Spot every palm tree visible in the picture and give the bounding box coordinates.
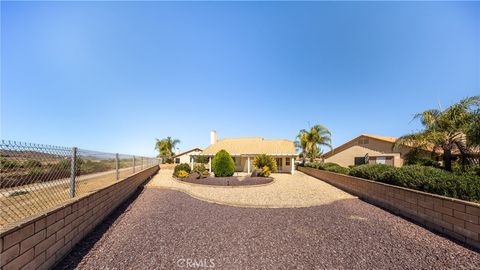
[296,125,332,163]
[394,96,479,171]
[155,137,180,163]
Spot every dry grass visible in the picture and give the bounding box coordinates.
[0,166,151,230]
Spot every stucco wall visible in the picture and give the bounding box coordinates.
[175,150,202,164]
[298,166,480,250]
[324,139,411,167]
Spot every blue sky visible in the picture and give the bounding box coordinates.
[1,1,479,156]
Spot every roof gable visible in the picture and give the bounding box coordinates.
[322,134,398,159]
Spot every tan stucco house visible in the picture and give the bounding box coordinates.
[322,134,425,167]
[173,148,203,164]
[193,131,297,174]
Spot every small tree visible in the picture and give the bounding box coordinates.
[253,154,277,173]
[211,150,235,177]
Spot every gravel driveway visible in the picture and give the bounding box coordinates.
[56,187,480,269]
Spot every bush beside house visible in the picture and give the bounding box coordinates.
[173,163,191,177]
[252,154,277,177]
[211,149,235,177]
[303,162,480,202]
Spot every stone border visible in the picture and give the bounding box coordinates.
[298,166,480,250]
[171,176,275,188]
[0,166,159,270]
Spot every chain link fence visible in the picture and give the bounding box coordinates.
[0,140,159,230]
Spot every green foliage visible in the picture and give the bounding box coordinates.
[304,162,350,174]
[173,163,191,177]
[306,162,480,202]
[193,163,207,174]
[24,159,42,168]
[394,96,480,171]
[404,149,439,167]
[349,164,397,181]
[296,125,332,162]
[0,157,23,170]
[195,156,209,164]
[348,164,480,202]
[155,137,181,162]
[253,154,277,173]
[211,150,235,177]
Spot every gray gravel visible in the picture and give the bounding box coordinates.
[56,188,480,270]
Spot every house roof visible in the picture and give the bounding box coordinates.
[321,134,400,159]
[199,137,297,156]
[173,148,202,158]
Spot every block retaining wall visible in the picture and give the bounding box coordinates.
[0,165,159,270]
[298,166,480,249]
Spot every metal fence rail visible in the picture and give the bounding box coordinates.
[0,140,159,229]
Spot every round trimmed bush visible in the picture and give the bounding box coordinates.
[212,150,235,177]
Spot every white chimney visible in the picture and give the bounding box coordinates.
[210,130,218,145]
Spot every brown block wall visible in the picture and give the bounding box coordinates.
[298,166,480,249]
[0,165,159,270]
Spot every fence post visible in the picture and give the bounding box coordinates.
[116,153,119,181]
[133,156,135,173]
[70,147,77,198]
[141,157,144,170]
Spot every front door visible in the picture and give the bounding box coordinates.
[276,158,282,171]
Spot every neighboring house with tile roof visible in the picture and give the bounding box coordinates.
[321,134,432,167]
[173,148,203,164]
[193,131,297,174]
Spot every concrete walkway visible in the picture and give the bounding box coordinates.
[146,169,354,208]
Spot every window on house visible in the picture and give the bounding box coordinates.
[376,157,386,164]
[175,158,180,164]
[354,157,366,165]
[286,158,291,166]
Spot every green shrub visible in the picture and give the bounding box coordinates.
[324,163,350,175]
[253,154,277,173]
[211,150,235,177]
[193,163,207,174]
[349,164,397,181]
[173,163,191,177]
[350,164,480,203]
[195,156,209,164]
[304,162,350,174]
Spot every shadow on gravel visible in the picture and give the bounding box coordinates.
[53,186,146,270]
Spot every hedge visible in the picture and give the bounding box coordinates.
[304,162,480,203]
[211,150,235,177]
[305,162,350,175]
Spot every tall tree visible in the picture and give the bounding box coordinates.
[155,137,180,163]
[296,125,332,163]
[394,96,479,171]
